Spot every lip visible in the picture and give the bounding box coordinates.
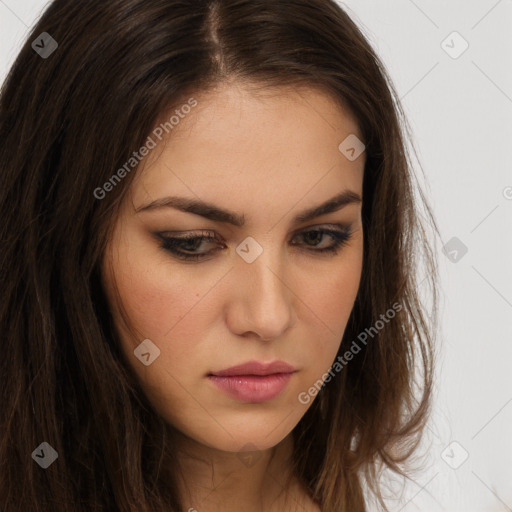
[210,360,296,377]
[208,360,296,403]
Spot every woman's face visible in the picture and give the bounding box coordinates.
[101,83,365,453]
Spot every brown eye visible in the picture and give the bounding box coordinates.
[157,231,224,261]
[291,227,353,254]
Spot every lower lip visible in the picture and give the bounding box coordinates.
[208,373,294,402]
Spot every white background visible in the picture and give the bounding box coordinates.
[1,1,511,511]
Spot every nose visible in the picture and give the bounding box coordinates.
[226,244,296,341]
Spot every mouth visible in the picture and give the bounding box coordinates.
[207,360,297,403]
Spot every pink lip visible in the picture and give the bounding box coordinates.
[210,360,296,377]
[208,361,296,403]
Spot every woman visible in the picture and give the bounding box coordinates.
[0,0,439,510]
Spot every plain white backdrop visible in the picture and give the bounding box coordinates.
[1,1,511,511]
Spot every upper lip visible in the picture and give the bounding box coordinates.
[209,360,296,377]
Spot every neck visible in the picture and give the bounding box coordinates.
[174,432,300,512]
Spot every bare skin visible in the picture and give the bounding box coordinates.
[101,81,364,511]
[175,432,320,511]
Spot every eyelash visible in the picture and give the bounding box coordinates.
[156,225,354,262]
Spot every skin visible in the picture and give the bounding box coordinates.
[101,82,365,512]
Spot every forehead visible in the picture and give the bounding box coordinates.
[130,83,364,219]
[159,82,362,146]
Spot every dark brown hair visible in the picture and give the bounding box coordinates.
[0,0,439,510]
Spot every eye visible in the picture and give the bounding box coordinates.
[155,224,354,262]
[156,230,224,261]
[290,226,353,254]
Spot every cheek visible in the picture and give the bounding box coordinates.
[298,253,363,370]
[312,271,359,324]
[101,230,197,368]
[106,250,218,422]
[111,257,216,364]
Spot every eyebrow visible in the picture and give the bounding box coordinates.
[135,189,362,226]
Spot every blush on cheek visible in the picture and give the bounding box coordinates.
[113,264,216,360]
[117,280,187,340]
[307,277,359,334]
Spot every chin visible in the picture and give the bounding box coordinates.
[195,432,285,455]
[182,409,305,454]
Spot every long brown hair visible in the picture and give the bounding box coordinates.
[0,0,439,510]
